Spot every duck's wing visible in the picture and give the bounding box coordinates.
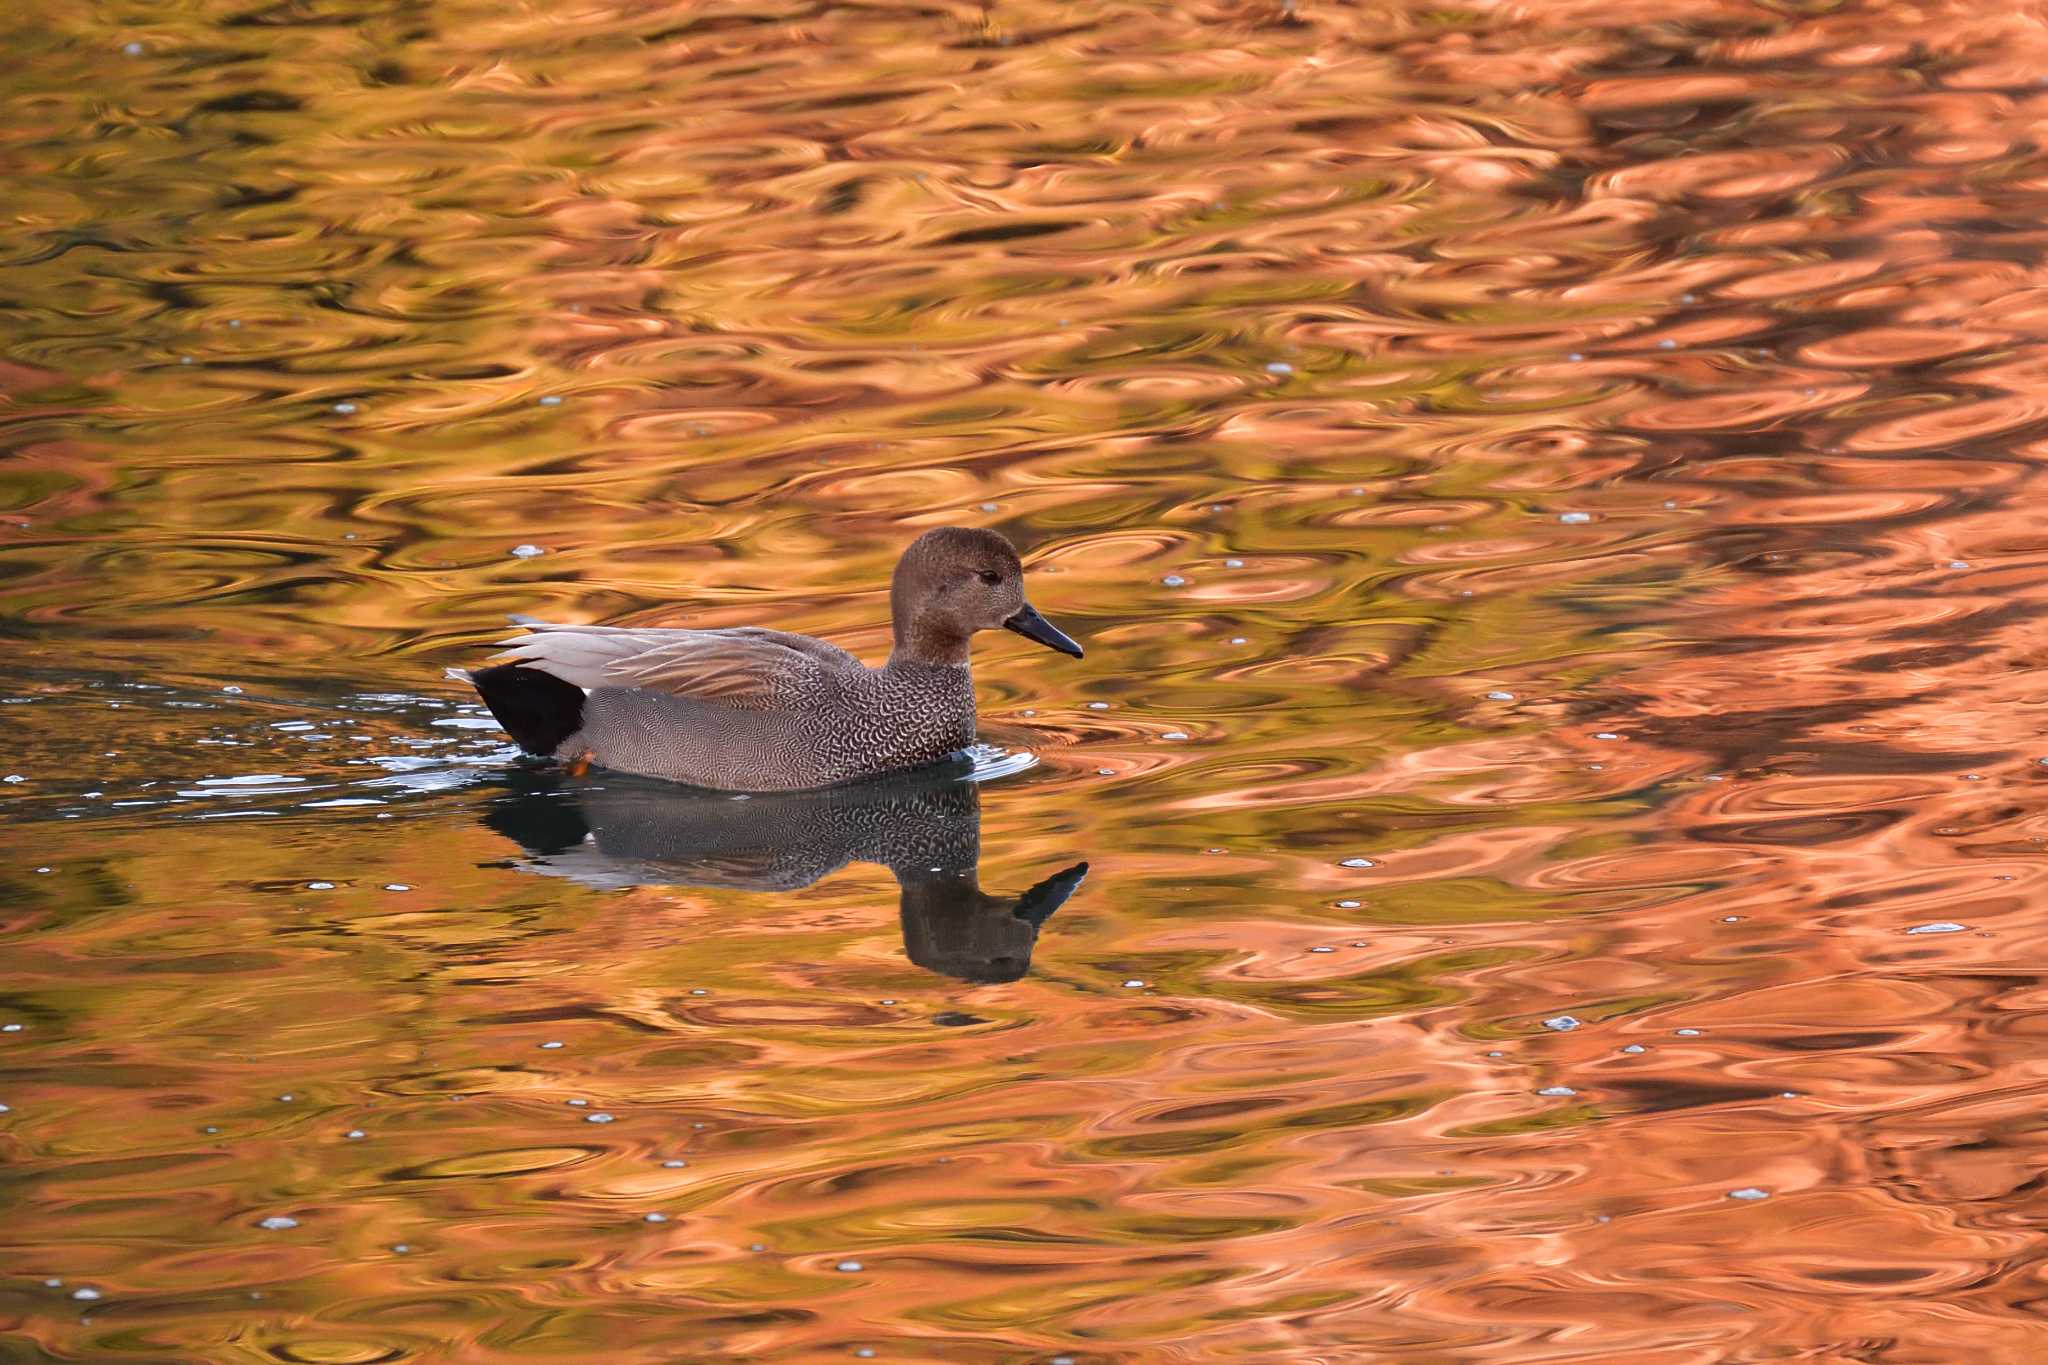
[492,623,851,708]
[718,627,861,669]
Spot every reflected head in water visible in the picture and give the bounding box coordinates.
[483,757,1087,983]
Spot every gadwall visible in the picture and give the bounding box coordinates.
[464,527,1082,791]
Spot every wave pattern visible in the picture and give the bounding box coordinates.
[9,0,2048,1359]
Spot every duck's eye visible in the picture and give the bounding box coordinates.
[977,569,1002,586]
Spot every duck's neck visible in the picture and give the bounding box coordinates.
[888,611,972,667]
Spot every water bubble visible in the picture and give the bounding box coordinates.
[223,685,243,695]
[1658,339,1676,349]
[258,1216,299,1230]
[43,1279,60,1288]
[1121,979,1146,989]
[663,1159,687,1168]
[2,775,23,784]
[1161,731,1189,741]
[1726,1187,1770,1201]
[332,401,357,414]
[384,883,410,892]
[1558,511,1592,525]
[644,1212,668,1223]
[306,882,333,891]
[1621,1044,1646,1054]
[278,1093,294,1102]
[1229,636,1247,645]
[836,1260,864,1272]
[1566,352,1584,362]
[567,1099,588,1107]
[1224,558,1244,568]
[1095,768,1115,776]
[540,1041,563,1049]
[1949,560,1969,569]
[509,544,545,558]
[978,501,998,513]
[72,1287,101,1301]
[345,1129,365,1140]
[1161,574,1187,587]
[122,41,144,55]
[1335,900,1360,909]
[1538,1086,1576,1097]
[690,988,708,996]
[1310,946,1334,954]
[2,1024,20,1032]
[1086,701,1110,710]
[1593,732,1621,741]
[1675,1028,1701,1036]
[586,1113,615,1123]
[1264,361,1294,375]
[1339,857,1375,868]
[856,1351,876,1359]
[201,1124,216,1133]
[392,1243,411,1253]
[1485,690,1515,701]
[1907,922,1967,935]
[538,395,563,406]
[1542,1015,1582,1032]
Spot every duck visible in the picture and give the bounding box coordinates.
[463,526,1083,792]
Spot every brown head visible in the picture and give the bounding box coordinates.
[888,527,1083,666]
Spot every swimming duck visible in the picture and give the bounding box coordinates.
[464,527,1083,791]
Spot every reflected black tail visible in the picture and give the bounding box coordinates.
[472,664,585,756]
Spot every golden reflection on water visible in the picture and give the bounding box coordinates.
[10,0,2048,1358]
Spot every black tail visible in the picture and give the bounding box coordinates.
[472,664,585,756]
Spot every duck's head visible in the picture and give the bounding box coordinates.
[890,527,1083,665]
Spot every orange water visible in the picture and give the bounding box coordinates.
[9,0,2048,1359]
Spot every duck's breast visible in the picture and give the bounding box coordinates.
[821,663,977,775]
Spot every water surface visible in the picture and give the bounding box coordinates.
[8,0,2048,1359]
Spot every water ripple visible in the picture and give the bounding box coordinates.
[10,0,2048,1359]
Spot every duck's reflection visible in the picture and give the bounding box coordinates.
[481,759,1087,983]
